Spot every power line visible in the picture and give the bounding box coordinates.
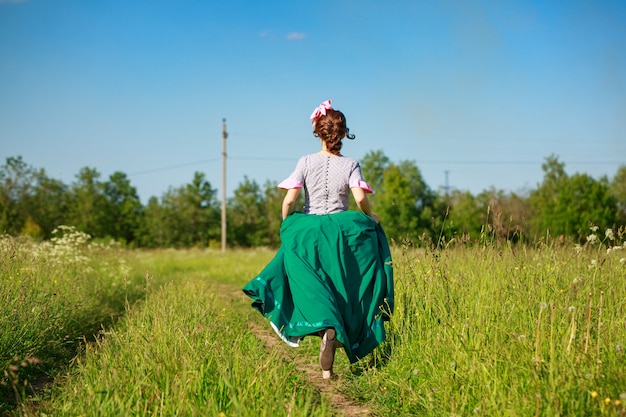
[233,158,621,165]
[126,157,292,176]
[231,157,294,161]
[126,158,622,177]
[127,159,220,176]
[413,160,622,165]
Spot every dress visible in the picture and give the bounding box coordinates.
[242,153,394,363]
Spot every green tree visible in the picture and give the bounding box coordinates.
[30,169,69,238]
[140,172,219,247]
[560,173,616,239]
[445,189,483,241]
[228,176,267,247]
[529,155,567,239]
[609,164,626,226]
[360,149,389,193]
[376,163,420,241]
[360,151,436,243]
[65,167,111,238]
[0,156,36,235]
[103,172,143,245]
[185,171,220,246]
[158,189,189,247]
[139,196,169,247]
[529,155,617,242]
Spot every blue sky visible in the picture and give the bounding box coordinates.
[1,0,624,203]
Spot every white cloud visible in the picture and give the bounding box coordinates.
[286,32,306,41]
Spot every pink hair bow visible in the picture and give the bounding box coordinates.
[310,99,333,122]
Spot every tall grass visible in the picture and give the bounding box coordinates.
[46,280,331,416]
[345,227,626,416]
[2,240,334,416]
[0,227,148,412]
[2,225,625,416]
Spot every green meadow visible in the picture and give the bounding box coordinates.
[1,226,625,416]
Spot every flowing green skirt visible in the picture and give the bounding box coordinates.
[242,211,394,363]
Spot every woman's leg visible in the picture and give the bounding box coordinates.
[319,328,337,379]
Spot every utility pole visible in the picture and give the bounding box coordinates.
[221,118,227,253]
[444,170,450,197]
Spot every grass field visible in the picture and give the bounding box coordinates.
[1,225,625,416]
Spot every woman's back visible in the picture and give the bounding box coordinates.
[285,153,363,215]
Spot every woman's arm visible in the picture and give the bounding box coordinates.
[351,187,379,223]
[282,188,301,220]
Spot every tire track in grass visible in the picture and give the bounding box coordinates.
[230,289,371,417]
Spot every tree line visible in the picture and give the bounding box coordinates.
[1,153,624,248]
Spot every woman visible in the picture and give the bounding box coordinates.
[243,99,393,379]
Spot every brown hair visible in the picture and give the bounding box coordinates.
[312,109,355,155]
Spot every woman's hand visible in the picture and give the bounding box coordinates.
[371,213,380,224]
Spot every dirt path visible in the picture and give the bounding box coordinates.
[247,321,372,417]
[231,290,372,417]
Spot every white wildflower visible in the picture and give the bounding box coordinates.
[606,228,615,241]
[587,234,598,244]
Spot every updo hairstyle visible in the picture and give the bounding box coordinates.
[313,109,356,156]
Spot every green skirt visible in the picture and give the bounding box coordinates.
[242,210,394,363]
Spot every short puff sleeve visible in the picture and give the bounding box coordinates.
[277,156,306,190]
[348,162,373,193]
